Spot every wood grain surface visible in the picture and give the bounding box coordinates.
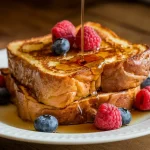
[1,135,150,150]
[0,0,150,149]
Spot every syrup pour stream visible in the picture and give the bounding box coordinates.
[81,0,85,57]
[81,0,99,97]
[76,0,85,116]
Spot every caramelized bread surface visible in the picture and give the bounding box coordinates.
[4,71,140,125]
[7,22,150,108]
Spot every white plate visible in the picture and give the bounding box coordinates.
[0,48,150,145]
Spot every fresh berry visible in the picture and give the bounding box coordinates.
[52,38,70,55]
[75,26,101,51]
[134,88,150,110]
[0,75,5,87]
[119,108,132,125]
[94,103,122,130]
[51,20,76,46]
[34,115,58,132]
[144,86,150,92]
[0,88,10,105]
[141,77,150,89]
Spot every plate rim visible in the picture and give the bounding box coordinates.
[0,120,150,145]
[0,48,150,145]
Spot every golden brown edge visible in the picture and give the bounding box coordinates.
[2,69,140,125]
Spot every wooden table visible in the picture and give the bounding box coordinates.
[0,135,150,150]
[0,0,150,149]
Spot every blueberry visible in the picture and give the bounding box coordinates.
[52,38,70,55]
[0,88,10,105]
[141,77,150,89]
[119,108,132,125]
[34,115,58,132]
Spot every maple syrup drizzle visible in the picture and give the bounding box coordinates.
[77,101,83,115]
[91,91,98,96]
[81,0,85,59]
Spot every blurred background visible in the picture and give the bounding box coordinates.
[0,0,149,49]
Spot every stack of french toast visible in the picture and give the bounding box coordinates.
[3,22,150,125]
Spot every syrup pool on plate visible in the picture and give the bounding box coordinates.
[0,104,150,133]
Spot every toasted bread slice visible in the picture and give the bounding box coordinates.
[7,22,150,109]
[3,70,140,125]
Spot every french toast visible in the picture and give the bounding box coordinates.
[7,22,150,109]
[3,70,140,124]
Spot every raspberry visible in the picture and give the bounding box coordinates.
[51,20,76,46]
[0,75,5,87]
[94,103,122,130]
[135,88,150,110]
[144,86,150,92]
[75,26,101,51]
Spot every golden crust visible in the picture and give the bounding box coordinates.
[101,49,150,91]
[8,50,98,108]
[4,72,140,125]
